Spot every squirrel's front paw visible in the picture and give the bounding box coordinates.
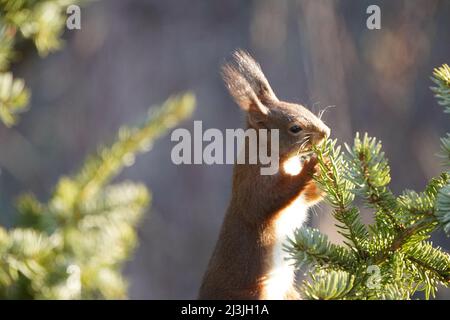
[299,155,319,178]
[300,155,326,203]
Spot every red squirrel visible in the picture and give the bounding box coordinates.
[198,50,330,300]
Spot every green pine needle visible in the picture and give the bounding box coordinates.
[290,65,450,299]
[431,64,450,113]
[0,72,30,127]
[1,93,196,299]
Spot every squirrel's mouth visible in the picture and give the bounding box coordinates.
[297,150,314,162]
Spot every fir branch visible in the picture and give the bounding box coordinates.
[79,182,150,221]
[301,270,355,300]
[282,65,450,300]
[369,283,410,300]
[346,133,402,231]
[286,227,357,272]
[0,0,91,127]
[0,26,15,70]
[404,242,450,298]
[0,228,61,298]
[431,64,450,113]
[398,190,435,222]
[314,140,369,256]
[397,173,449,230]
[436,183,450,235]
[439,134,450,166]
[49,93,195,222]
[0,72,30,127]
[2,92,196,299]
[0,0,91,56]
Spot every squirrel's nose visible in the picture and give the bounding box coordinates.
[311,125,330,146]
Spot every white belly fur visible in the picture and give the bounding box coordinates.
[263,195,309,299]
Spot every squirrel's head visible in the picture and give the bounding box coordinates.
[222,50,330,158]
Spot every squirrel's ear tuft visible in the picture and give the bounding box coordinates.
[221,49,277,115]
[221,63,269,116]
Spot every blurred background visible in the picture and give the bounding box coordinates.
[0,0,449,299]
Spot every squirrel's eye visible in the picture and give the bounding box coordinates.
[289,125,303,134]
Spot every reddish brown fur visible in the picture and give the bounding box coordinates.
[198,50,329,300]
[199,156,319,300]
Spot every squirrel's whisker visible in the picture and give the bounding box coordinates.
[317,105,335,120]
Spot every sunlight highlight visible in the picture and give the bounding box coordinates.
[282,156,303,176]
